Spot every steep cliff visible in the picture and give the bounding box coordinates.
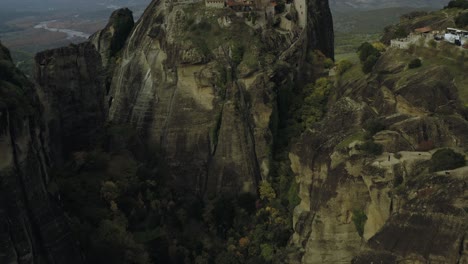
[90,8,135,69]
[307,0,334,59]
[106,0,334,196]
[35,42,107,163]
[1,0,334,262]
[289,47,468,263]
[0,42,83,264]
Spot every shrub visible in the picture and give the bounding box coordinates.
[287,181,301,211]
[260,244,274,262]
[408,58,422,69]
[275,1,286,13]
[357,42,380,63]
[301,77,331,128]
[352,209,367,237]
[430,148,466,172]
[362,54,379,74]
[324,58,334,69]
[259,181,276,201]
[231,44,244,65]
[336,60,353,75]
[455,12,468,28]
[445,0,468,9]
[358,140,383,155]
[364,119,386,138]
[394,25,409,38]
[372,42,386,52]
[358,42,380,74]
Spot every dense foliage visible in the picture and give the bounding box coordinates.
[335,59,353,75]
[455,12,468,28]
[445,0,468,9]
[352,209,367,237]
[408,58,422,69]
[357,42,380,73]
[357,140,383,156]
[429,148,466,172]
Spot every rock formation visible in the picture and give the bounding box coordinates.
[0,41,84,264]
[104,0,334,195]
[90,8,135,69]
[35,43,107,163]
[289,48,468,263]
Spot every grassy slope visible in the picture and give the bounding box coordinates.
[333,7,437,61]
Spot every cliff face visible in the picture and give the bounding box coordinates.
[105,0,334,195]
[0,0,335,261]
[90,8,135,69]
[289,49,468,263]
[307,0,334,59]
[0,42,83,264]
[35,42,106,162]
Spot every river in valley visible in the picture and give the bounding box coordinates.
[33,20,90,40]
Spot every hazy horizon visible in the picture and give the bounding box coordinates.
[0,0,152,12]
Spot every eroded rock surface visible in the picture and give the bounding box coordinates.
[0,41,83,264]
[289,48,468,263]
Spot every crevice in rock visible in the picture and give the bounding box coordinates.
[28,118,49,187]
[160,82,179,148]
[457,234,465,264]
[6,216,21,264]
[236,81,261,188]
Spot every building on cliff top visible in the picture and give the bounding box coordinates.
[414,27,432,34]
[444,27,468,46]
[205,0,225,8]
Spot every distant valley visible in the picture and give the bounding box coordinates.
[330,0,449,11]
[0,0,150,75]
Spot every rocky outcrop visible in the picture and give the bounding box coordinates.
[35,42,106,162]
[106,0,334,196]
[380,9,456,44]
[307,0,334,59]
[0,42,83,264]
[289,48,468,263]
[90,8,135,68]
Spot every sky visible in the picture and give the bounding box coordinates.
[0,0,152,12]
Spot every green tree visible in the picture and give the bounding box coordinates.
[358,42,380,74]
[430,148,466,172]
[336,60,353,75]
[231,44,244,65]
[357,42,380,63]
[362,54,379,74]
[394,26,409,38]
[455,12,468,27]
[259,181,276,201]
[445,0,468,9]
[352,209,367,237]
[358,140,383,155]
[260,244,274,262]
[408,58,422,69]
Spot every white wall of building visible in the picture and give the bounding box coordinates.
[205,0,224,8]
[294,0,306,28]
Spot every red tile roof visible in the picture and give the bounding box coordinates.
[414,27,432,33]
